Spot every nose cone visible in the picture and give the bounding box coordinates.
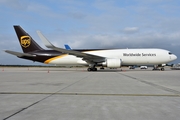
[172,54,177,61]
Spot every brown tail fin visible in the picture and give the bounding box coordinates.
[14,25,44,53]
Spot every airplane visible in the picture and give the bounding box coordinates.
[64,44,72,50]
[5,25,177,71]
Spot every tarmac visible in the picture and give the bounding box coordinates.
[0,67,180,120]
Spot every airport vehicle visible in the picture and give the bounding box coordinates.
[129,66,136,69]
[5,25,177,71]
[171,63,180,70]
[140,66,148,69]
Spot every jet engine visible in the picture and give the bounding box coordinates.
[157,64,166,67]
[103,58,122,68]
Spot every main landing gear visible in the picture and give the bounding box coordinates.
[87,66,105,71]
[87,67,97,71]
[87,64,98,71]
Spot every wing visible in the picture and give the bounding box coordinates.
[5,50,36,57]
[37,31,105,63]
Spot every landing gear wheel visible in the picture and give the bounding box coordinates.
[87,68,97,71]
[92,68,97,71]
[87,68,92,71]
[161,68,164,71]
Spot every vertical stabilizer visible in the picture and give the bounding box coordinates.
[64,44,72,50]
[14,25,43,53]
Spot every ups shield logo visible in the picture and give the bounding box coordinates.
[20,36,31,48]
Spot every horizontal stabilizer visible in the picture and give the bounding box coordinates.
[5,50,36,57]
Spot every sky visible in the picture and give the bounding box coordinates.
[0,0,180,65]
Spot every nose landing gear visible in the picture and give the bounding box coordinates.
[152,65,165,71]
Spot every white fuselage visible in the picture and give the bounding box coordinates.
[45,48,177,66]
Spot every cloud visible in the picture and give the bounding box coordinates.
[122,27,139,34]
[68,12,86,19]
[0,0,28,10]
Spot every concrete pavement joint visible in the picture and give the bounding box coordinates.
[1,92,180,97]
[118,73,180,95]
[3,72,93,120]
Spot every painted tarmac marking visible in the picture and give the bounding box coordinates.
[0,92,180,97]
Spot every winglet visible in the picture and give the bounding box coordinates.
[36,31,55,48]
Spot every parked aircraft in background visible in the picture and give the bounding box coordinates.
[5,25,177,71]
[64,44,72,50]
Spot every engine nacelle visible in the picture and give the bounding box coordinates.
[104,58,122,68]
[158,64,166,67]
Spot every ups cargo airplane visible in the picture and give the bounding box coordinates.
[5,26,177,71]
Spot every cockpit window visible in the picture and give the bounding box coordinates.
[169,52,172,55]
